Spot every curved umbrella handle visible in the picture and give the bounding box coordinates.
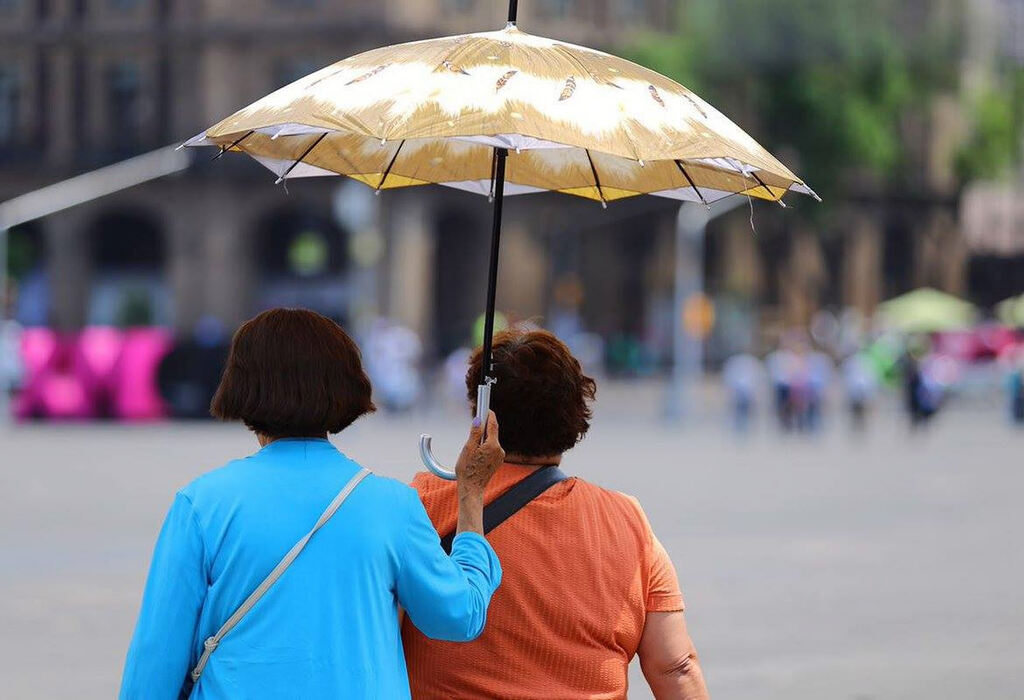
[420,383,492,480]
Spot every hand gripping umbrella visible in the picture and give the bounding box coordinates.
[183,0,817,479]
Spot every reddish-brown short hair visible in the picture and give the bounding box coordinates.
[466,329,596,457]
[211,308,375,438]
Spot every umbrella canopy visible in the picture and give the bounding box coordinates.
[877,288,977,333]
[185,2,814,478]
[184,25,815,206]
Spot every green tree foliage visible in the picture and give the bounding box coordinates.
[956,68,1024,181]
[622,0,987,201]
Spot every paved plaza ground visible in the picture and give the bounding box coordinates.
[1,382,1022,699]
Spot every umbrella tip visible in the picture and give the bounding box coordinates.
[638,159,645,167]
[374,189,381,196]
[600,200,608,210]
[274,176,284,185]
[777,199,788,208]
[175,142,186,151]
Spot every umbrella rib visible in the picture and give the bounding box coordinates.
[275,133,328,184]
[213,130,254,160]
[376,139,406,191]
[674,160,710,209]
[751,171,787,208]
[584,149,608,208]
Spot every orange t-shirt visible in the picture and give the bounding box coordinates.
[401,464,684,700]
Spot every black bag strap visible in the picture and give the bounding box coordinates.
[440,467,569,554]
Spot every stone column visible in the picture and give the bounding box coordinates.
[780,228,826,328]
[721,219,764,299]
[165,205,205,334]
[45,47,76,168]
[915,210,967,294]
[842,215,883,315]
[45,212,90,330]
[497,221,546,321]
[200,188,253,328]
[385,194,435,342]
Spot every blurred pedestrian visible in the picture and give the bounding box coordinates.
[902,337,939,429]
[722,351,765,433]
[403,329,708,699]
[766,342,797,431]
[120,308,505,700]
[804,346,834,432]
[157,315,229,419]
[363,317,423,412]
[842,351,877,432]
[0,316,23,399]
[1003,348,1024,426]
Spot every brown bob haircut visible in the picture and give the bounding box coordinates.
[211,308,375,438]
[467,328,596,457]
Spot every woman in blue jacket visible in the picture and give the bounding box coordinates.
[119,308,505,699]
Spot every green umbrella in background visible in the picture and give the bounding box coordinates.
[877,288,977,333]
[995,294,1024,327]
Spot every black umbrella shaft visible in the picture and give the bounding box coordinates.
[480,147,508,386]
[508,0,518,23]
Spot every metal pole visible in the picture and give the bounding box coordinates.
[480,147,508,385]
[508,0,518,23]
[666,198,745,421]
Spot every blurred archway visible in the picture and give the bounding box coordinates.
[255,206,351,322]
[7,221,49,326]
[87,208,170,327]
[433,207,488,358]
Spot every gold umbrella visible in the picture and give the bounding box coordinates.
[184,0,816,476]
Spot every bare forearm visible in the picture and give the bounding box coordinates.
[452,411,504,538]
[455,486,485,536]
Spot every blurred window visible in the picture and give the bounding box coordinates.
[287,231,330,277]
[616,0,647,23]
[441,0,475,15]
[538,0,574,20]
[256,208,350,318]
[258,210,347,278]
[0,66,21,148]
[1004,0,1024,63]
[105,61,142,152]
[88,209,171,327]
[272,57,321,89]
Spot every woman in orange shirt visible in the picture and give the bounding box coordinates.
[402,329,709,699]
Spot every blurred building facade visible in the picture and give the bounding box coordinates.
[700,0,1024,348]
[1,0,1021,368]
[1,0,681,364]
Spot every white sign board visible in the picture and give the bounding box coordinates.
[961,182,1024,255]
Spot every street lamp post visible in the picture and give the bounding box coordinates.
[665,198,744,421]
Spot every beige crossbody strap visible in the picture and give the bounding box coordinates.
[190,467,371,684]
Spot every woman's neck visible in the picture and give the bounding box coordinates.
[504,453,562,467]
[257,433,328,447]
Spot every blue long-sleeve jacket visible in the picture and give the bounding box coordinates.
[119,438,501,699]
